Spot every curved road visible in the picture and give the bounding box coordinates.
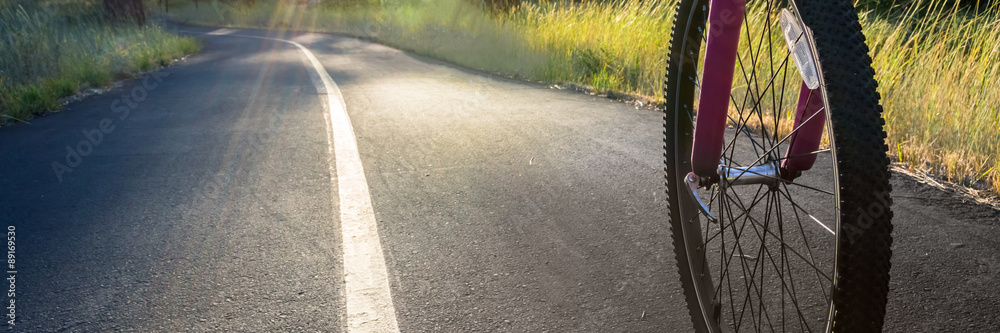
[0,24,997,332]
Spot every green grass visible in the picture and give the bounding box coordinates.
[162,0,999,196]
[0,0,200,124]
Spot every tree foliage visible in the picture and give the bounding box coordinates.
[102,0,144,26]
[477,0,521,14]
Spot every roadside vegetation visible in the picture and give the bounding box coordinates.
[161,0,999,197]
[0,0,200,125]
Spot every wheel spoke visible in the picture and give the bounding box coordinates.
[723,193,834,283]
[724,192,830,333]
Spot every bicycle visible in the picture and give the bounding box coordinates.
[662,0,894,332]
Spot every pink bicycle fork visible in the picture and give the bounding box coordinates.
[690,0,825,183]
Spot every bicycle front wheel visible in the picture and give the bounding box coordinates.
[663,0,894,332]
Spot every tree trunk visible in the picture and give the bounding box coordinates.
[103,0,146,26]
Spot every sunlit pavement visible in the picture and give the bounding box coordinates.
[0,23,997,332]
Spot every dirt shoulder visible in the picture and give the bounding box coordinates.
[884,170,1000,332]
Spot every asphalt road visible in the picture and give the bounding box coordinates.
[1,24,998,332]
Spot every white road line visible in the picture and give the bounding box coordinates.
[185,28,400,332]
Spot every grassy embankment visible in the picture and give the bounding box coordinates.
[162,0,999,197]
[0,0,200,124]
